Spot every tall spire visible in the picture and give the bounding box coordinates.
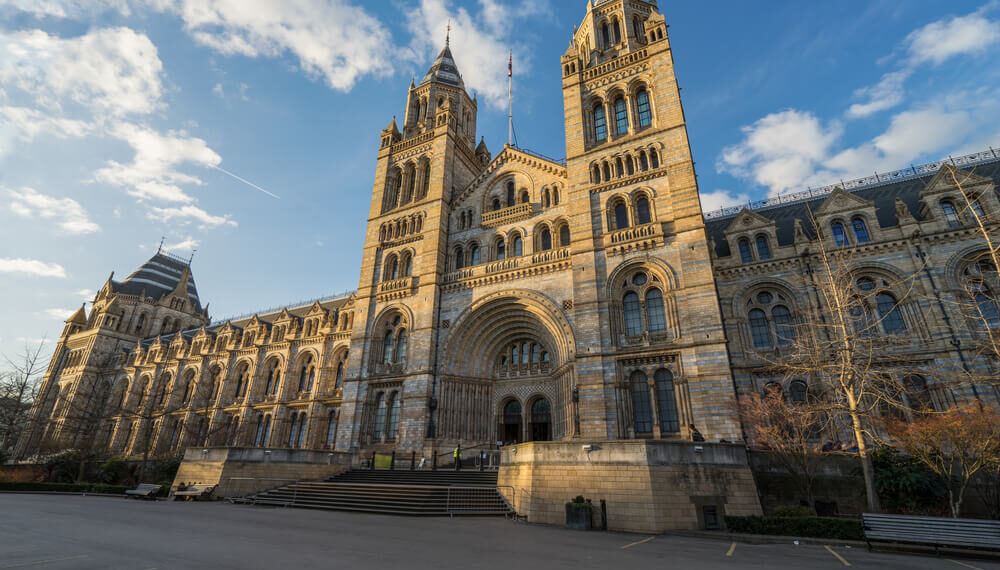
[446,19,451,46]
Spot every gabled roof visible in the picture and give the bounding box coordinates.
[114,252,202,311]
[420,44,464,88]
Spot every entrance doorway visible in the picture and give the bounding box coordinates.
[530,398,551,441]
[502,400,522,444]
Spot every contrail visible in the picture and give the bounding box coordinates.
[210,164,281,199]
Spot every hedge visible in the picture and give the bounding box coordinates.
[0,482,128,495]
[724,515,864,540]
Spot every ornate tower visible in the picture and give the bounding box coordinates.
[337,39,483,452]
[561,0,741,439]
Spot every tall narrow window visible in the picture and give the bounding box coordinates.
[335,361,344,389]
[626,156,635,175]
[941,200,961,227]
[630,371,652,434]
[470,244,480,265]
[772,305,794,345]
[288,413,298,447]
[615,158,623,177]
[512,235,523,256]
[852,218,870,243]
[540,228,552,250]
[636,196,651,224]
[614,201,629,229]
[454,247,464,270]
[402,255,412,277]
[614,97,628,135]
[650,150,659,169]
[749,309,772,349]
[755,235,771,260]
[254,414,265,447]
[325,411,337,448]
[296,413,307,448]
[645,289,667,332]
[496,238,506,260]
[831,222,848,247]
[559,225,571,247]
[421,162,430,198]
[387,392,401,439]
[639,152,648,171]
[594,105,607,142]
[382,331,394,364]
[789,380,808,404]
[974,283,1000,328]
[262,416,271,446]
[623,292,642,336]
[601,22,610,48]
[531,343,540,363]
[636,89,651,128]
[969,195,986,218]
[738,239,753,263]
[612,20,621,44]
[394,330,407,363]
[373,393,387,440]
[654,369,679,433]
[876,293,906,334]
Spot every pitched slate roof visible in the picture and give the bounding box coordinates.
[704,158,1000,258]
[420,44,464,88]
[114,252,202,311]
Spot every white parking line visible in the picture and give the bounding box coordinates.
[948,560,985,570]
[824,545,851,567]
[620,535,656,549]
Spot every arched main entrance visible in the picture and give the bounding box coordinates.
[502,400,522,444]
[530,398,552,441]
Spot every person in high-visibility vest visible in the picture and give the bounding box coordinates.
[453,445,462,471]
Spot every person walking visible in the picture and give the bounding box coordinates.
[453,445,462,471]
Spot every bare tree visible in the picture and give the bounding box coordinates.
[0,340,48,456]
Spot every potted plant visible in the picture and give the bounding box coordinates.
[565,495,593,530]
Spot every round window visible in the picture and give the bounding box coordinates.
[632,272,647,286]
[856,277,875,291]
[756,292,773,305]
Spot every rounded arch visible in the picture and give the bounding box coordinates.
[729,277,801,316]
[946,245,997,289]
[606,257,679,297]
[441,290,576,378]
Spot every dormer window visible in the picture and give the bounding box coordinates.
[755,235,771,260]
[941,199,961,227]
[831,221,848,247]
[852,218,870,243]
[738,239,753,263]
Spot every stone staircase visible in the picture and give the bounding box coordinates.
[249,469,512,516]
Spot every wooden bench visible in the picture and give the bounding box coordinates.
[172,484,216,501]
[125,483,162,500]
[862,513,1000,553]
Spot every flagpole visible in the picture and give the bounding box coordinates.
[507,50,513,148]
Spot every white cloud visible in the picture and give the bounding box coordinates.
[700,189,751,213]
[846,70,909,119]
[405,0,546,109]
[718,109,842,194]
[15,336,50,345]
[164,236,200,251]
[8,187,100,234]
[0,0,130,18]
[152,0,393,91]
[0,27,164,117]
[94,122,222,203]
[76,288,94,298]
[0,106,91,140]
[905,10,1000,65]
[0,258,67,278]
[147,205,237,228]
[212,83,224,98]
[43,307,76,320]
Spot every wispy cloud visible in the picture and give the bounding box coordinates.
[43,307,76,320]
[8,186,100,234]
[164,236,200,252]
[0,258,67,278]
[147,205,237,228]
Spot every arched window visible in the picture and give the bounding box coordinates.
[135,313,145,333]
[254,414,266,447]
[382,331,394,365]
[623,292,642,336]
[520,190,529,204]
[738,239,753,263]
[755,235,771,260]
[603,162,611,180]
[630,371,652,434]
[540,228,552,251]
[614,201,629,230]
[454,246,464,270]
[492,198,501,211]
[386,257,399,281]
[831,221,848,247]
[496,238,506,260]
[296,412,308,448]
[625,155,635,175]
[421,161,430,198]
[749,309,772,349]
[559,225,571,247]
[470,244,481,265]
[387,392,401,439]
[600,22,610,48]
[789,380,808,404]
[543,189,550,208]
[636,89,651,128]
[394,330,407,363]
[772,305,794,345]
[639,151,648,171]
[636,196,651,224]
[552,188,559,205]
[614,97,628,135]
[335,361,344,389]
[402,254,412,277]
[287,413,298,447]
[373,393,387,439]
[531,343,540,363]
[506,181,515,207]
[592,164,601,183]
[903,375,933,412]
[941,200,961,227]
[650,150,659,169]
[612,20,621,44]
[615,158,624,177]
[852,218,870,243]
[969,194,986,218]
[181,378,193,404]
[973,283,1000,328]
[325,410,337,448]
[593,104,607,142]
[512,235,523,256]
[876,292,906,335]
[654,368,679,433]
[645,289,667,332]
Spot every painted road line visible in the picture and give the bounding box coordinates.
[947,560,984,570]
[620,535,656,549]
[824,545,851,567]
[725,542,736,557]
[0,555,89,568]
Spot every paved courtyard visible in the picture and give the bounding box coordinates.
[0,494,997,570]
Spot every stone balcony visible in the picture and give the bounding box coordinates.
[377,276,414,302]
[604,222,662,255]
[480,202,533,227]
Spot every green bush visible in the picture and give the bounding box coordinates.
[0,481,127,494]
[872,446,947,515]
[566,495,592,510]
[724,515,863,540]
[772,505,818,518]
[96,458,129,485]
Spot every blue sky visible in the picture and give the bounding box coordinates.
[1,0,999,358]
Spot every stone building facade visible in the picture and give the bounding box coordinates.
[15,0,1000,464]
